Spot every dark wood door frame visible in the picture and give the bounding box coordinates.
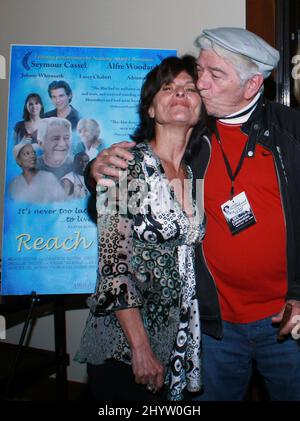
[247,0,300,106]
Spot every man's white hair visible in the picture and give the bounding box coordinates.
[197,35,262,85]
[38,117,71,148]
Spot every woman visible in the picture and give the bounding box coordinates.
[14,93,45,145]
[75,118,102,160]
[9,140,66,203]
[75,56,206,401]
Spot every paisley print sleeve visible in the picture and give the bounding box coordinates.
[87,151,145,315]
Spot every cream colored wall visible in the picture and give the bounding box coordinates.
[0,0,245,383]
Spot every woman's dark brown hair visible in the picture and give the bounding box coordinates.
[22,93,44,121]
[131,55,208,162]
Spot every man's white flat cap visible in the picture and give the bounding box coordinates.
[195,27,280,78]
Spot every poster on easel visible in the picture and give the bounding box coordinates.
[1,44,176,295]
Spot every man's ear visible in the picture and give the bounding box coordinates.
[244,74,264,100]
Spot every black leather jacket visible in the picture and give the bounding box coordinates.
[190,97,300,338]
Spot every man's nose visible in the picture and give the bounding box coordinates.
[56,136,66,144]
[197,73,209,90]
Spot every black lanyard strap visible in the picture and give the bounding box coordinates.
[215,127,249,198]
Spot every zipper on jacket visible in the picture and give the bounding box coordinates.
[258,140,289,288]
[201,135,223,339]
[270,144,289,277]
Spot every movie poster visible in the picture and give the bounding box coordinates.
[1,45,176,295]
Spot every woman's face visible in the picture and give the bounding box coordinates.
[148,71,201,128]
[77,123,95,144]
[26,97,42,117]
[17,144,37,169]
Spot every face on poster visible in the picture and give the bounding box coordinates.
[1,45,176,295]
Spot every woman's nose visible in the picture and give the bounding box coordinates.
[175,87,186,97]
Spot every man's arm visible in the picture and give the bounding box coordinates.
[84,141,136,194]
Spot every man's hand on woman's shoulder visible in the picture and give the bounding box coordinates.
[90,140,136,187]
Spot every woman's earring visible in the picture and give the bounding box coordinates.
[148,107,154,119]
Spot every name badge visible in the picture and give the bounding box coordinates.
[221,191,256,235]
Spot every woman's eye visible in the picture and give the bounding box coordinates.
[162,86,172,91]
[186,87,197,92]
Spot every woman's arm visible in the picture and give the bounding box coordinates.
[90,153,164,392]
[116,307,164,392]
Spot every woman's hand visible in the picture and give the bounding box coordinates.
[115,307,164,394]
[21,134,33,142]
[131,343,165,393]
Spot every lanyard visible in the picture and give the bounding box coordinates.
[215,127,249,199]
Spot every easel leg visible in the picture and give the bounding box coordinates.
[5,291,39,399]
[54,296,68,401]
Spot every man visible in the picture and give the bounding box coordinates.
[44,80,80,130]
[37,117,73,179]
[61,152,90,199]
[86,27,300,401]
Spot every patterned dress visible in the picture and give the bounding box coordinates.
[75,142,206,400]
